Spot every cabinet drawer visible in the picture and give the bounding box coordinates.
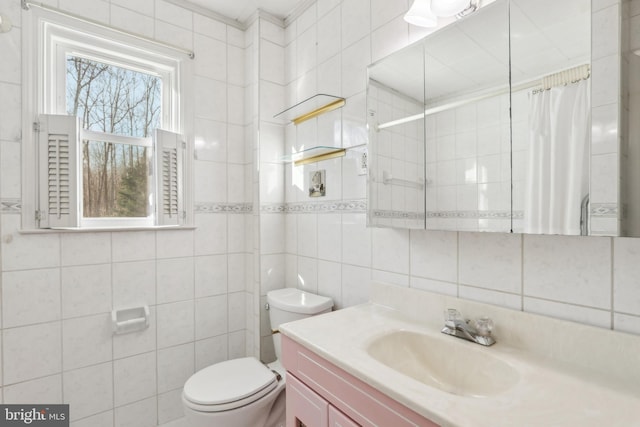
[329,406,360,427]
[287,374,329,427]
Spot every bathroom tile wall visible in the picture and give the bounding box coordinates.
[281,0,640,339]
[0,0,250,425]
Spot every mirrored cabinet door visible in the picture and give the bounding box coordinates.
[423,0,510,232]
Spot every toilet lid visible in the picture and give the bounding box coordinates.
[183,357,277,406]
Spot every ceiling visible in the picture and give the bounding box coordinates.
[184,0,307,22]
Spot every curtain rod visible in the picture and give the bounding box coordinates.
[21,0,195,59]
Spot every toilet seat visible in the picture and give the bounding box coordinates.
[183,357,278,413]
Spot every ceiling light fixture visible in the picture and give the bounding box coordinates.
[404,0,438,28]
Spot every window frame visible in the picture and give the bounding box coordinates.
[22,7,193,230]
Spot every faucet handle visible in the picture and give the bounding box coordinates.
[444,308,463,322]
[473,317,494,337]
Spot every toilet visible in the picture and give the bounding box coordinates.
[182,288,333,427]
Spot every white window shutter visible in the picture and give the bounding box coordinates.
[155,129,184,226]
[38,114,80,228]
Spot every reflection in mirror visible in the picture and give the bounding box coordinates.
[510,0,591,235]
[423,0,511,232]
[367,43,426,229]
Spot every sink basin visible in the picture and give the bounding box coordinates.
[366,330,519,397]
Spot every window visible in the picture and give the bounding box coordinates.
[24,10,190,229]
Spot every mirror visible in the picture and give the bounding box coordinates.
[368,0,603,236]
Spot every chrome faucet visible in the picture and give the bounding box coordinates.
[441,309,495,346]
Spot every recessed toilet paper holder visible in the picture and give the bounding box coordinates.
[112,306,150,335]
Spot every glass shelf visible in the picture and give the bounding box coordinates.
[274,94,346,125]
[282,143,366,166]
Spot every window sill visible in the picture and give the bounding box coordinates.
[19,225,196,234]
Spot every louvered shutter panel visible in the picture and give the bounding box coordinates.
[155,129,184,226]
[38,114,80,228]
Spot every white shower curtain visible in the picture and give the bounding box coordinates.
[523,79,590,235]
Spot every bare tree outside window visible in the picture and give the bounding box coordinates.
[66,55,162,218]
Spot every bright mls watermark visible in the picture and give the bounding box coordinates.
[0,405,69,426]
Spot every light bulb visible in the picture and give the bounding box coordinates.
[430,0,471,17]
[404,0,438,28]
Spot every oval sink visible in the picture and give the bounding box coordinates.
[366,330,519,397]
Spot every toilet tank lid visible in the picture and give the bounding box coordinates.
[267,288,333,314]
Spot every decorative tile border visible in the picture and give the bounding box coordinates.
[1,199,21,214]
[423,210,520,219]
[261,199,368,214]
[590,203,618,218]
[194,202,253,214]
[372,210,424,220]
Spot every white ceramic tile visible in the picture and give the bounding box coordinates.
[371,227,410,274]
[524,297,612,329]
[228,84,245,125]
[110,4,154,38]
[195,335,228,371]
[523,235,612,309]
[372,269,409,288]
[371,0,409,29]
[63,362,113,421]
[296,2,316,35]
[228,45,245,87]
[114,397,157,427]
[110,0,153,16]
[113,307,156,359]
[61,233,111,266]
[63,313,112,370]
[317,213,342,262]
[62,264,111,318]
[259,122,285,164]
[228,25,245,48]
[2,268,60,328]
[341,36,371,98]
[410,230,458,282]
[195,160,227,203]
[113,352,156,407]
[592,5,620,59]
[297,256,318,293]
[590,153,618,203]
[157,300,195,349]
[297,213,318,258]
[342,213,371,268]
[228,330,246,359]
[194,255,227,297]
[156,229,194,259]
[317,260,342,309]
[260,19,285,46]
[410,277,458,297]
[157,343,195,393]
[194,34,226,81]
[195,295,228,339]
[317,7,341,64]
[157,389,185,425]
[227,215,246,253]
[193,14,226,40]
[228,292,246,332]
[371,16,409,63]
[0,140,20,198]
[4,374,62,404]
[260,39,285,85]
[59,0,109,24]
[194,76,227,121]
[155,0,193,30]
[0,27,20,84]
[113,260,156,308]
[613,238,640,314]
[156,257,194,304]
[591,104,619,155]
[318,0,341,18]
[70,411,113,427]
[194,214,227,255]
[112,231,156,262]
[260,254,286,294]
[260,80,286,120]
[459,232,522,293]
[458,285,522,311]
[341,0,371,49]
[194,118,227,162]
[341,265,371,307]
[591,54,620,108]
[0,83,21,142]
[1,216,60,271]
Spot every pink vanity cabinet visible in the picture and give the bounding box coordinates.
[282,334,440,427]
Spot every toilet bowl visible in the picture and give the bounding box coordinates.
[182,288,333,427]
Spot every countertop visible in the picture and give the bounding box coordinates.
[280,301,640,427]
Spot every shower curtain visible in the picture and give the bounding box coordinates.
[523,79,590,235]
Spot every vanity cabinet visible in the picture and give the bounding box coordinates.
[282,334,439,427]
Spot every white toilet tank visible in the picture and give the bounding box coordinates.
[267,288,333,359]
